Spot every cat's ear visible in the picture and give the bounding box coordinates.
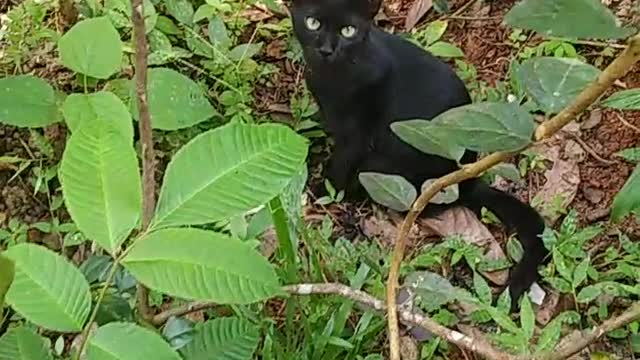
[367,0,382,18]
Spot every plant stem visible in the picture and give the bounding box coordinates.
[74,262,119,359]
[131,0,156,322]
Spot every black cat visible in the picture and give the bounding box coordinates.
[290,0,548,310]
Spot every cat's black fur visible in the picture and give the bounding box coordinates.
[290,0,548,310]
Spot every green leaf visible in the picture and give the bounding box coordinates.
[576,285,602,303]
[404,271,466,310]
[390,119,465,161]
[358,172,417,212]
[489,163,522,183]
[611,164,640,221]
[122,228,282,303]
[0,255,14,308]
[535,320,561,352]
[602,89,640,110]
[423,20,448,45]
[506,237,524,262]
[193,4,215,23]
[553,249,573,282]
[133,68,216,130]
[504,0,633,39]
[572,257,590,288]
[473,272,492,304]
[208,16,231,49]
[62,91,133,140]
[0,326,52,360]
[0,75,58,128]
[180,317,260,360]
[520,295,535,341]
[616,148,640,163]
[484,306,521,334]
[87,322,181,360]
[4,244,91,332]
[426,41,464,58]
[228,43,263,61]
[430,102,535,152]
[153,122,308,228]
[60,121,141,254]
[518,57,601,114]
[164,0,194,25]
[58,17,123,79]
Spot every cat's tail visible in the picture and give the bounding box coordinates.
[458,178,548,310]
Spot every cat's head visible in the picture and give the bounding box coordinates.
[290,0,382,64]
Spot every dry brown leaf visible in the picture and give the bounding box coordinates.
[405,0,433,30]
[529,122,583,223]
[400,336,420,360]
[361,208,425,247]
[536,158,580,223]
[239,6,274,22]
[420,207,508,285]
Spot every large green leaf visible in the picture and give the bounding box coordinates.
[419,102,535,152]
[153,122,308,228]
[58,17,123,79]
[4,244,91,332]
[611,164,640,221]
[601,89,640,110]
[404,271,467,310]
[132,67,217,130]
[0,255,14,308]
[59,121,141,254]
[0,326,52,360]
[390,119,465,161]
[87,322,181,360]
[180,317,260,360]
[504,0,634,40]
[62,91,133,140]
[358,172,417,211]
[0,75,58,128]
[122,228,282,304]
[518,57,601,114]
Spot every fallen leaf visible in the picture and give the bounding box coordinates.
[405,0,433,30]
[239,5,274,22]
[581,109,602,130]
[583,187,605,204]
[535,158,580,223]
[400,336,420,360]
[361,207,425,247]
[535,289,560,325]
[420,207,508,285]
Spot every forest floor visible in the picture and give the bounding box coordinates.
[1,0,640,357]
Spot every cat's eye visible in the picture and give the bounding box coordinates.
[341,25,357,38]
[305,17,321,31]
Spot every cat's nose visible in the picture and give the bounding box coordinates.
[318,45,334,57]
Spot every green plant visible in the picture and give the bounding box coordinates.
[0,0,640,359]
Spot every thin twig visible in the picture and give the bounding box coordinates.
[566,133,616,165]
[284,283,515,360]
[386,33,640,360]
[131,0,156,322]
[616,113,640,133]
[534,302,640,360]
[548,37,627,50]
[152,302,218,325]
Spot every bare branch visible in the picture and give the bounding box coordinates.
[386,32,640,360]
[284,283,515,360]
[131,0,156,321]
[152,302,218,326]
[534,302,640,360]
